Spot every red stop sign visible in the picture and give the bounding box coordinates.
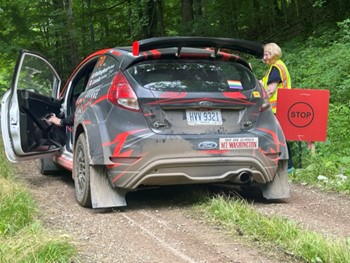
[276,89,329,142]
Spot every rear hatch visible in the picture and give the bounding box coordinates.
[125,57,263,135]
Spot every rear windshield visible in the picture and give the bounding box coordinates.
[127,60,257,92]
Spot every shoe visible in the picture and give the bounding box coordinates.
[288,167,294,174]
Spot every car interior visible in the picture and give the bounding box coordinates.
[17,89,64,152]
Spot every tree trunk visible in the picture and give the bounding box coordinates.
[141,0,158,38]
[181,0,194,34]
[87,0,95,50]
[156,0,165,36]
[65,0,79,70]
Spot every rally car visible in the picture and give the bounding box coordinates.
[1,37,290,208]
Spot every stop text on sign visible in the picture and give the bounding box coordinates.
[287,102,314,128]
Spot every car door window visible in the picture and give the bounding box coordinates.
[63,57,100,121]
[85,55,119,91]
[17,53,60,97]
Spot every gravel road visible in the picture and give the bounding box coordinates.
[15,160,350,263]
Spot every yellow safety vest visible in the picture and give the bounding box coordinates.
[262,59,291,113]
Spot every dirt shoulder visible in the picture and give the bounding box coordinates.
[15,160,350,263]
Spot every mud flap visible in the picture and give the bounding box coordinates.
[90,166,127,208]
[260,161,290,200]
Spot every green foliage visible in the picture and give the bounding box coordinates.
[0,143,76,262]
[0,225,77,263]
[0,178,37,236]
[318,103,350,157]
[284,44,350,103]
[18,239,77,263]
[0,141,33,236]
[290,149,350,194]
[0,149,14,180]
[199,195,350,262]
[289,102,350,193]
[336,18,350,42]
[280,18,350,104]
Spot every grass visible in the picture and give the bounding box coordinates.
[0,223,76,263]
[0,142,77,263]
[197,194,350,263]
[288,149,350,195]
[0,177,37,235]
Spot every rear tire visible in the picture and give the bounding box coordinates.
[73,134,92,208]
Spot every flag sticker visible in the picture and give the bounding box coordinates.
[227,80,243,90]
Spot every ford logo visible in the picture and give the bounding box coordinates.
[199,101,213,107]
[198,141,218,149]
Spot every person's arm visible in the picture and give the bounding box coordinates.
[47,115,62,126]
[47,114,74,126]
[266,82,279,99]
[266,66,281,98]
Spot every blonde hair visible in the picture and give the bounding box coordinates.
[264,43,282,62]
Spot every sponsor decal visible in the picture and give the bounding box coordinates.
[252,91,261,98]
[85,88,101,99]
[223,91,247,99]
[88,64,116,86]
[96,56,106,67]
[219,137,258,150]
[198,141,218,150]
[227,80,243,89]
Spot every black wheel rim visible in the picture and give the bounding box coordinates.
[75,141,87,198]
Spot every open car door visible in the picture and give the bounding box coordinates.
[1,50,64,162]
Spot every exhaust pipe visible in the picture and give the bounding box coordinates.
[231,171,252,184]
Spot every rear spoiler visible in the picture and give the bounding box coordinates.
[132,36,263,58]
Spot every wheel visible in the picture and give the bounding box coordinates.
[39,158,66,176]
[73,133,92,207]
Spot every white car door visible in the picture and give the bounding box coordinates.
[1,50,63,162]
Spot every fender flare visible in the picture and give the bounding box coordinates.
[74,110,105,165]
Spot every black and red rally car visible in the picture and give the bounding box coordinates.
[1,37,290,208]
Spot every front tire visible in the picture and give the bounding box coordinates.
[73,133,92,207]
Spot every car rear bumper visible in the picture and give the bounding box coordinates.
[107,155,279,190]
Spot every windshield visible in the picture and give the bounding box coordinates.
[127,60,257,92]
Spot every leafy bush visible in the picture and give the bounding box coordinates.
[317,103,350,157]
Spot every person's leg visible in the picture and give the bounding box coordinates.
[287,142,293,172]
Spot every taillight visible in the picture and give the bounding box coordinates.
[259,83,270,112]
[108,71,140,111]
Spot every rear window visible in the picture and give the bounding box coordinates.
[127,60,257,92]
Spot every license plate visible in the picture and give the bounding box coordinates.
[186,109,222,125]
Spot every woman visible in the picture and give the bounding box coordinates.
[261,42,291,113]
[261,42,293,173]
